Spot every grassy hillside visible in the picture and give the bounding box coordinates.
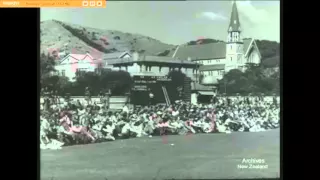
[40,20,280,69]
[40,20,175,58]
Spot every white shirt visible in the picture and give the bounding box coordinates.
[172,111,179,117]
[216,122,226,132]
[122,106,129,113]
[92,124,102,131]
[121,123,131,134]
[224,118,232,125]
[202,123,212,133]
[171,121,182,128]
[104,124,115,133]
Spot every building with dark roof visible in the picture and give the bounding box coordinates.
[168,1,261,85]
[105,52,199,79]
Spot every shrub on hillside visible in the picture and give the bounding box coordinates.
[187,38,223,45]
[138,49,146,54]
[113,36,120,40]
[60,24,115,53]
[157,50,170,56]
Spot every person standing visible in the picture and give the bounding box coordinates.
[54,90,60,105]
[227,97,231,106]
[99,90,104,104]
[65,93,71,103]
[43,87,50,98]
[49,89,55,104]
[85,87,91,105]
[40,88,45,97]
[177,86,183,100]
[105,89,111,110]
[212,95,218,104]
[273,95,278,107]
[149,89,154,106]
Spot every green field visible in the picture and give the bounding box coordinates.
[41,129,280,180]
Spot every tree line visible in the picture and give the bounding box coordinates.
[40,53,132,96]
[217,63,279,96]
[41,53,279,97]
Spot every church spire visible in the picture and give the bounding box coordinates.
[228,1,241,32]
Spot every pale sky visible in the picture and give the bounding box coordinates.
[41,1,280,45]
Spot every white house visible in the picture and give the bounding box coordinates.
[167,1,262,85]
[54,51,132,81]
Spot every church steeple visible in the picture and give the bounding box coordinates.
[228,1,241,32]
[225,0,244,71]
[227,1,242,43]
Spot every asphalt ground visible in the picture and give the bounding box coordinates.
[40,128,280,180]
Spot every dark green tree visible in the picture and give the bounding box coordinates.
[71,70,133,96]
[167,69,186,88]
[40,53,56,80]
[218,64,280,95]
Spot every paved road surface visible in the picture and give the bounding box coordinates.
[41,129,280,180]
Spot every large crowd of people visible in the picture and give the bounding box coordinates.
[40,94,280,150]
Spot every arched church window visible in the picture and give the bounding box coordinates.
[231,57,232,61]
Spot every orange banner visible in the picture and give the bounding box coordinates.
[0,0,106,8]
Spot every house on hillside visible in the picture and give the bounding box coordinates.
[54,53,98,81]
[168,1,261,86]
[54,51,131,81]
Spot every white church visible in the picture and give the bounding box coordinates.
[168,1,262,85]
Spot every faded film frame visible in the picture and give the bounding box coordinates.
[0,0,304,179]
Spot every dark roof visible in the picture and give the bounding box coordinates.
[172,42,226,60]
[170,38,253,61]
[139,56,196,65]
[228,2,241,32]
[102,51,130,59]
[105,58,131,65]
[243,38,252,54]
[199,64,225,71]
[106,55,198,65]
[191,82,213,91]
